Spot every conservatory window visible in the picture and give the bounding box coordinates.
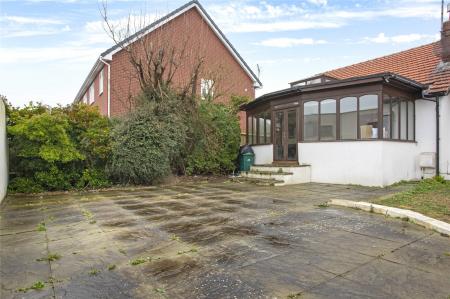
[359,94,378,139]
[303,101,319,141]
[320,99,336,140]
[340,97,357,139]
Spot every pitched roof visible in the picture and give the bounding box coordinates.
[75,0,262,102]
[311,42,449,95]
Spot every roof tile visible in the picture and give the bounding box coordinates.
[323,42,449,94]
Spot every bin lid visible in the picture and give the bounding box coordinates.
[239,144,254,155]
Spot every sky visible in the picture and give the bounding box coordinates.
[0,0,444,107]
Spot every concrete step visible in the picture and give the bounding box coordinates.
[231,177,284,186]
[246,164,312,186]
[240,170,292,182]
[251,164,310,173]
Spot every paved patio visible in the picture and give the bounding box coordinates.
[1,181,449,299]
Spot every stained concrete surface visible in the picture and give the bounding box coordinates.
[1,182,449,299]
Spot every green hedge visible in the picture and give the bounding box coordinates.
[6,90,242,193]
[7,102,112,193]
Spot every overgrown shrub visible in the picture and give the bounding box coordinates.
[108,92,188,184]
[185,101,241,175]
[6,86,242,192]
[7,101,112,193]
[8,177,43,193]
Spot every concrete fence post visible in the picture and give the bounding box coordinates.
[0,99,8,203]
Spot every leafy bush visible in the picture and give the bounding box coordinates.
[108,96,188,185]
[6,101,112,193]
[230,95,251,113]
[6,86,242,191]
[8,177,43,193]
[186,101,241,175]
[76,168,111,189]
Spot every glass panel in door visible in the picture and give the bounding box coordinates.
[274,111,284,160]
[287,110,297,160]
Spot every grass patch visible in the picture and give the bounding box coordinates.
[130,257,151,266]
[88,268,100,276]
[177,248,198,255]
[36,253,61,262]
[374,177,450,223]
[287,292,302,298]
[170,234,180,241]
[107,264,116,271]
[17,281,45,293]
[317,202,329,208]
[36,221,46,232]
[81,209,96,224]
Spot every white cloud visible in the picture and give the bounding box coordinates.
[0,46,104,64]
[0,15,69,38]
[363,32,440,44]
[257,37,327,47]
[1,16,63,25]
[233,20,340,32]
[208,1,440,33]
[307,0,328,6]
[2,25,71,38]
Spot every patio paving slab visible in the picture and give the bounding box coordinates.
[1,182,449,299]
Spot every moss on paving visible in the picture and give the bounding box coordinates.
[374,177,450,223]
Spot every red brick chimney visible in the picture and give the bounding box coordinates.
[442,5,450,62]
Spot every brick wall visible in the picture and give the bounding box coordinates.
[109,7,255,132]
[86,67,108,115]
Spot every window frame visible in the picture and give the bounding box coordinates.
[245,84,416,145]
[89,83,95,104]
[246,108,272,145]
[303,100,320,141]
[99,69,104,95]
[200,78,214,100]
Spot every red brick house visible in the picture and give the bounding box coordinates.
[74,0,262,138]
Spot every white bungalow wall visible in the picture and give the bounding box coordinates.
[439,95,450,179]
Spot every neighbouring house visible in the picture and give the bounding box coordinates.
[74,0,261,142]
[241,19,450,187]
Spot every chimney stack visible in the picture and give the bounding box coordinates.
[441,3,450,62]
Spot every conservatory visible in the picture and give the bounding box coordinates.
[241,72,430,186]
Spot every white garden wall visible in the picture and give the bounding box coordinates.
[0,100,7,203]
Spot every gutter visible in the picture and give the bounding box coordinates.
[99,57,111,118]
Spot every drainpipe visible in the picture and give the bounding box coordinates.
[436,96,440,176]
[99,57,111,118]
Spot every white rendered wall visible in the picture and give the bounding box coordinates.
[440,95,450,179]
[252,144,273,165]
[298,141,420,187]
[415,97,450,180]
[415,99,436,154]
[381,142,420,185]
[0,100,7,203]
